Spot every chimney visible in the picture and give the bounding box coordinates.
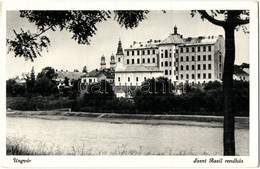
[61,69,63,72]
[133,41,136,45]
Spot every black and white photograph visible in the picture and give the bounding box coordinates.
[1,0,258,168]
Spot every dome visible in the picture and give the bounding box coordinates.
[111,54,115,60]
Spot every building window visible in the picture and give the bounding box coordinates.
[89,79,92,83]
[186,65,189,70]
[169,61,172,66]
[176,49,179,53]
[161,53,163,58]
[197,55,201,61]
[169,70,172,75]
[136,77,138,82]
[208,64,211,70]
[180,57,183,62]
[132,50,134,56]
[180,65,184,70]
[137,50,140,55]
[144,77,147,81]
[192,56,195,61]
[203,73,206,79]
[161,62,163,67]
[176,76,179,80]
[186,74,189,79]
[165,61,168,67]
[203,64,206,70]
[148,50,150,55]
[219,73,222,79]
[169,53,172,58]
[208,55,211,61]
[132,59,135,64]
[118,58,121,62]
[186,56,189,61]
[208,46,212,51]
[143,58,145,63]
[203,46,206,52]
[192,74,195,79]
[198,73,201,79]
[198,64,201,70]
[192,47,195,52]
[165,50,168,58]
[186,47,189,53]
[180,48,183,53]
[219,55,222,62]
[208,73,212,79]
[94,79,95,82]
[192,65,195,70]
[153,58,155,63]
[176,67,178,71]
[137,58,140,64]
[127,51,129,56]
[128,77,130,82]
[127,59,129,64]
[176,58,178,62]
[142,50,145,55]
[165,70,168,75]
[203,55,206,61]
[118,77,120,82]
[147,58,150,63]
[153,49,155,55]
[197,46,201,52]
[219,64,222,70]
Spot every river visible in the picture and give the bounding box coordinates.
[6,116,249,155]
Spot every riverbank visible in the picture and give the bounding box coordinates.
[6,110,249,129]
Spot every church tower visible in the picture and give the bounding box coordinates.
[110,54,116,69]
[115,39,125,69]
[100,55,106,70]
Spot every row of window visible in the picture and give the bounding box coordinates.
[161,61,172,67]
[178,55,212,62]
[178,64,212,71]
[176,73,212,80]
[126,49,156,56]
[127,58,156,64]
[164,69,172,75]
[118,77,147,82]
[176,45,212,53]
[160,49,172,58]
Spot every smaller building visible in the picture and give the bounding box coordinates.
[81,69,115,85]
[55,70,86,89]
[233,68,249,81]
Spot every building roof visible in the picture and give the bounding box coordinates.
[84,69,114,78]
[234,68,249,76]
[243,68,249,74]
[116,65,163,73]
[160,34,185,45]
[55,71,86,81]
[125,40,161,50]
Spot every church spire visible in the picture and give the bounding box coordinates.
[116,39,124,55]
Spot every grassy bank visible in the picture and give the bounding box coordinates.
[7,136,212,156]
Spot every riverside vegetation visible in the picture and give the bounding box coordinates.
[7,67,249,116]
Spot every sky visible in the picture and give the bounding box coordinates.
[6,10,250,79]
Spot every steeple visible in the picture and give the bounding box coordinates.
[110,54,116,69]
[116,39,124,55]
[100,54,106,70]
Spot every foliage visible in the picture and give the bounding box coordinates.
[7,10,149,61]
[6,78,26,97]
[37,66,57,81]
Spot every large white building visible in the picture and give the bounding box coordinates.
[114,26,225,88]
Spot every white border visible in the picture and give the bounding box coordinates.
[1,0,259,168]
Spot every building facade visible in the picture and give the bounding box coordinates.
[114,26,225,87]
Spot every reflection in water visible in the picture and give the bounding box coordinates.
[7,117,249,155]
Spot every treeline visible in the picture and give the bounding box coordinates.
[7,75,249,116]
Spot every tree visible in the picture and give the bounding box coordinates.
[23,66,36,95]
[37,66,57,81]
[193,10,249,155]
[7,11,149,61]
